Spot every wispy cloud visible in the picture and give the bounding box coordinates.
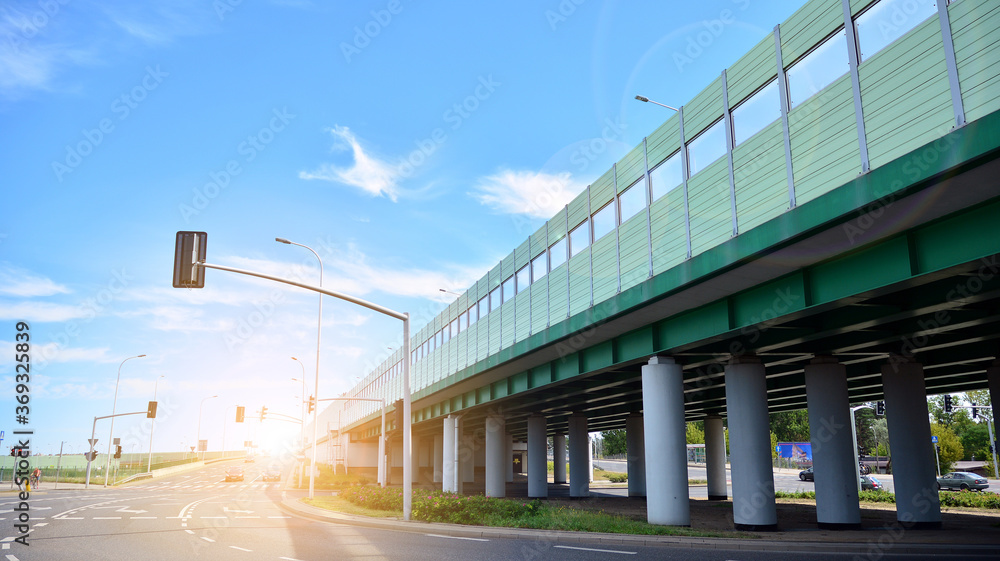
[0,301,89,322]
[299,125,404,201]
[0,264,71,297]
[470,169,586,218]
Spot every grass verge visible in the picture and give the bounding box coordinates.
[304,485,754,539]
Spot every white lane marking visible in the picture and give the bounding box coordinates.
[93,517,121,520]
[279,558,304,561]
[554,546,636,555]
[130,517,157,520]
[230,546,252,552]
[235,516,260,519]
[33,523,47,527]
[267,516,291,519]
[6,554,19,561]
[200,516,227,519]
[200,537,215,543]
[184,530,194,535]
[424,534,489,542]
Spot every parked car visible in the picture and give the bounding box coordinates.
[262,469,282,482]
[937,471,989,491]
[799,466,814,481]
[860,474,884,491]
[225,466,244,482]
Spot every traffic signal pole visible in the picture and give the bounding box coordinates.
[86,410,150,489]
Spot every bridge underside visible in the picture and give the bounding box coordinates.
[352,114,1000,446]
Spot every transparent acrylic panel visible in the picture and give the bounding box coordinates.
[732,79,780,145]
[856,0,938,62]
[502,276,515,303]
[532,252,548,282]
[619,177,648,223]
[516,265,530,293]
[687,119,726,176]
[549,238,567,270]
[650,152,683,201]
[490,287,501,312]
[570,219,590,256]
[592,202,616,241]
[787,28,849,109]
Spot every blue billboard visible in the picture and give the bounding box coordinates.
[776,442,812,465]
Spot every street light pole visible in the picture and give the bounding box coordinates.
[291,357,306,446]
[276,238,323,500]
[197,395,218,461]
[634,95,680,112]
[147,375,164,473]
[105,354,145,486]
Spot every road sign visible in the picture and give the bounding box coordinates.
[88,438,98,447]
[931,435,939,443]
[173,231,207,288]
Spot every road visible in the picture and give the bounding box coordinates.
[1,459,994,561]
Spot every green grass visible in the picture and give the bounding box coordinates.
[323,485,755,539]
[774,489,1000,509]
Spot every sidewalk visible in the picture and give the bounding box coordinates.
[277,491,1000,556]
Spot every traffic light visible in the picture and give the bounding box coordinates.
[9,448,15,457]
[114,445,122,459]
[936,445,941,453]
[172,231,207,288]
[147,400,158,419]
[236,406,245,423]
[260,406,267,422]
[876,400,885,416]
[944,395,953,413]
[307,396,316,414]
[971,403,978,419]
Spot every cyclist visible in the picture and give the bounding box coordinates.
[30,467,41,489]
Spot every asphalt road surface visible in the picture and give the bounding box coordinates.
[2,459,994,561]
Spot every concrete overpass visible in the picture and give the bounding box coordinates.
[316,0,1000,531]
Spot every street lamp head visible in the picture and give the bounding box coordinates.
[291,356,299,361]
[275,237,291,244]
[635,95,649,102]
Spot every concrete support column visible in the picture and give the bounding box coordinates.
[505,435,514,483]
[642,356,690,526]
[988,361,1000,424]
[804,357,860,529]
[704,415,728,500]
[527,415,548,498]
[442,416,456,492]
[432,433,443,483]
[725,356,777,531]
[626,413,646,497]
[588,434,594,483]
[460,422,474,485]
[485,414,506,497]
[882,358,941,528]
[553,433,567,484]
[568,415,589,497]
[412,436,421,483]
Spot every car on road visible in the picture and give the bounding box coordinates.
[225,466,244,482]
[860,474,884,491]
[937,471,989,491]
[799,467,813,481]
[262,469,282,482]
[244,456,255,463]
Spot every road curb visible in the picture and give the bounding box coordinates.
[276,496,1000,556]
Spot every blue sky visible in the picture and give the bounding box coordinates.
[0,0,802,457]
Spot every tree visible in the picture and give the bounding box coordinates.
[769,410,810,442]
[600,429,627,456]
[957,422,990,461]
[871,417,890,456]
[686,422,704,444]
[929,423,964,474]
[770,431,778,459]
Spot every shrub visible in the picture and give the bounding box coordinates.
[606,472,628,483]
[939,490,1000,509]
[339,485,405,511]
[412,492,543,524]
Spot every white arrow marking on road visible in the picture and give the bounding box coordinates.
[554,546,636,555]
[116,506,148,514]
[424,534,489,542]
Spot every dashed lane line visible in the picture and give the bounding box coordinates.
[554,545,637,555]
[424,534,489,542]
[200,537,215,543]
[230,546,252,552]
